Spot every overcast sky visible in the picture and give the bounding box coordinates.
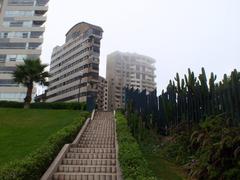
[41,0,240,93]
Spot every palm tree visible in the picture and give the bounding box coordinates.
[13,59,50,108]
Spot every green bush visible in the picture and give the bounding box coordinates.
[0,101,23,108]
[0,101,86,110]
[116,112,157,180]
[30,102,86,110]
[0,112,89,180]
[188,116,240,180]
[162,115,240,180]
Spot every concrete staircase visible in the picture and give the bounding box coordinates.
[41,111,121,180]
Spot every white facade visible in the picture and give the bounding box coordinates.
[96,76,108,111]
[47,22,103,107]
[0,0,49,101]
[106,51,156,110]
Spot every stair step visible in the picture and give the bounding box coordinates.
[53,173,117,180]
[65,153,116,159]
[44,112,119,180]
[69,148,116,154]
[76,145,115,148]
[58,165,117,173]
[78,141,114,144]
[62,159,116,166]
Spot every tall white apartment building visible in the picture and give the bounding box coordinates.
[106,51,156,110]
[96,76,108,111]
[0,0,49,101]
[47,22,103,110]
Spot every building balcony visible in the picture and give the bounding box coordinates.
[15,16,47,22]
[8,38,43,43]
[0,49,41,55]
[6,6,48,11]
[1,26,45,32]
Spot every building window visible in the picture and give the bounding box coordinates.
[92,29,101,36]
[22,33,28,38]
[0,42,26,49]
[136,65,140,71]
[36,0,49,6]
[5,10,34,17]
[8,0,35,6]
[94,38,100,45]
[28,43,41,49]
[0,55,6,62]
[0,32,30,38]
[30,31,43,38]
[4,21,33,28]
[93,46,100,53]
[136,73,140,79]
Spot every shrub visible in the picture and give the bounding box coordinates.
[0,101,23,108]
[30,102,86,110]
[116,112,157,180]
[188,116,240,180]
[162,115,240,180]
[0,112,89,180]
[0,101,86,110]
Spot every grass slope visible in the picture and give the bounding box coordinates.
[0,108,84,166]
[140,132,187,180]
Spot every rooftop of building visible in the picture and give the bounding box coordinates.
[66,22,103,36]
[65,22,103,43]
[108,51,156,63]
[51,22,103,55]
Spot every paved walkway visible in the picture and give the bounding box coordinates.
[46,111,119,180]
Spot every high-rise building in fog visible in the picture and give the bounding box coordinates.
[0,0,49,101]
[96,76,108,111]
[106,51,156,110]
[47,22,103,110]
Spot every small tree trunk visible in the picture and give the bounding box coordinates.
[24,83,33,109]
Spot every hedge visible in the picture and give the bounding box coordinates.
[0,111,89,180]
[116,112,157,180]
[0,101,86,110]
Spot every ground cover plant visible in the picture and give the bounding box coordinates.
[0,101,86,110]
[116,112,157,180]
[125,68,240,179]
[0,108,89,167]
[139,130,187,180]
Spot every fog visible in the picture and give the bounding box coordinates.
[41,0,240,94]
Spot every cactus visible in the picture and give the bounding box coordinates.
[124,68,240,137]
[230,69,240,125]
[209,72,217,115]
[198,67,209,118]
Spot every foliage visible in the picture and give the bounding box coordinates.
[0,108,89,166]
[125,68,240,135]
[0,112,89,180]
[161,116,240,180]
[0,101,86,110]
[125,67,240,179]
[139,128,187,180]
[116,112,157,180]
[30,102,87,110]
[188,116,240,179]
[13,59,50,107]
[162,132,192,165]
[0,101,23,108]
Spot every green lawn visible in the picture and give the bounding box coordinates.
[140,131,187,180]
[142,149,187,180]
[0,108,85,167]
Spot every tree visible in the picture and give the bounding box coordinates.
[13,59,50,108]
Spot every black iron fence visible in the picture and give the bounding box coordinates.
[125,68,240,135]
